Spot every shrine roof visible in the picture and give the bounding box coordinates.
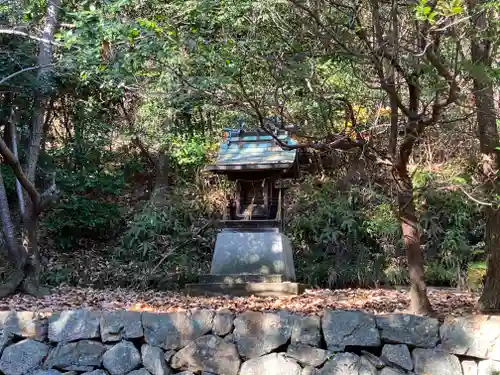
[205,129,298,173]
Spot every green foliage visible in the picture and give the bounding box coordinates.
[118,183,218,283]
[43,195,123,250]
[2,0,495,294]
[467,261,487,292]
[418,187,484,286]
[288,182,398,287]
[415,0,464,23]
[120,202,192,260]
[41,145,130,250]
[171,133,217,175]
[287,173,486,288]
[425,260,459,285]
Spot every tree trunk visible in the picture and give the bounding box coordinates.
[468,0,500,312]
[395,166,434,315]
[24,0,61,182]
[473,83,500,312]
[0,0,61,297]
[22,0,61,292]
[479,207,500,311]
[20,211,46,296]
[151,151,170,206]
[0,170,22,265]
[388,0,398,157]
[0,169,26,297]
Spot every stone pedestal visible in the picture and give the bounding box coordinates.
[210,229,296,280]
[186,228,305,296]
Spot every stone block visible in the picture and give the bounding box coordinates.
[141,344,171,375]
[381,344,413,371]
[380,368,406,375]
[49,310,100,343]
[361,351,385,369]
[100,310,143,342]
[0,338,50,375]
[171,335,240,375]
[209,230,296,281]
[239,353,302,375]
[319,352,377,375]
[127,370,152,375]
[0,311,47,341]
[376,314,439,348]
[186,281,305,297]
[233,311,292,359]
[44,340,106,371]
[285,344,330,367]
[142,310,213,350]
[322,310,380,351]
[441,315,500,361]
[102,341,141,375]
[412,348,462,375]
[212,309,234,336]
[291,315,321,347]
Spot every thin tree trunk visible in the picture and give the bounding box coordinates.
[0,170,25,297]
[388,0,398,157]
[20,212,44,295]
[24,0,61,182]
[0,0,61,294]
[395,164,434,315]
[395,65,433,315]
[151,151,170,206]
[9,111,26,217]
[468,0,500,312]
[7,0,61,296]
[0,170,21,265]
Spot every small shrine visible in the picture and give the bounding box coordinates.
[186,119,306,296]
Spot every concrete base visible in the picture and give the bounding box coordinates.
[210,229,296,281]
[185,281,306,297]
[199,274,287,284]
[189,229,304,297]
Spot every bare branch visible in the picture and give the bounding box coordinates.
[455,185,493,206]
[0,29,63,46]
[0,65,55,85]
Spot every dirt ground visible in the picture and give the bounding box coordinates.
[0,286,480,319]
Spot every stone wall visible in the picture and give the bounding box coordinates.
[0,309,499,375]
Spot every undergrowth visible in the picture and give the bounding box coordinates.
[286,172,485,289]
[40,153,486,291]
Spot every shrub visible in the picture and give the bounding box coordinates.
[42,195,123,250]
[417,182,484,287]
[118,182,220,285]
[287,174,486,289]
[287,181,399,287]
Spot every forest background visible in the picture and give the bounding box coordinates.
[0,0,499,315]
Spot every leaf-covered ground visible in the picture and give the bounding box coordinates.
[0,286,479,319]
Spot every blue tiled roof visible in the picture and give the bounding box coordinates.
[206,130,298,172]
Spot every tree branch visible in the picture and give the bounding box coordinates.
[0,65,55,85]
[0,135,60,214]
[0,138,40,209]
[0,29,63,46]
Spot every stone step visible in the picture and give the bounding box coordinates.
[185,282,306,297]
[199,274,287,284]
